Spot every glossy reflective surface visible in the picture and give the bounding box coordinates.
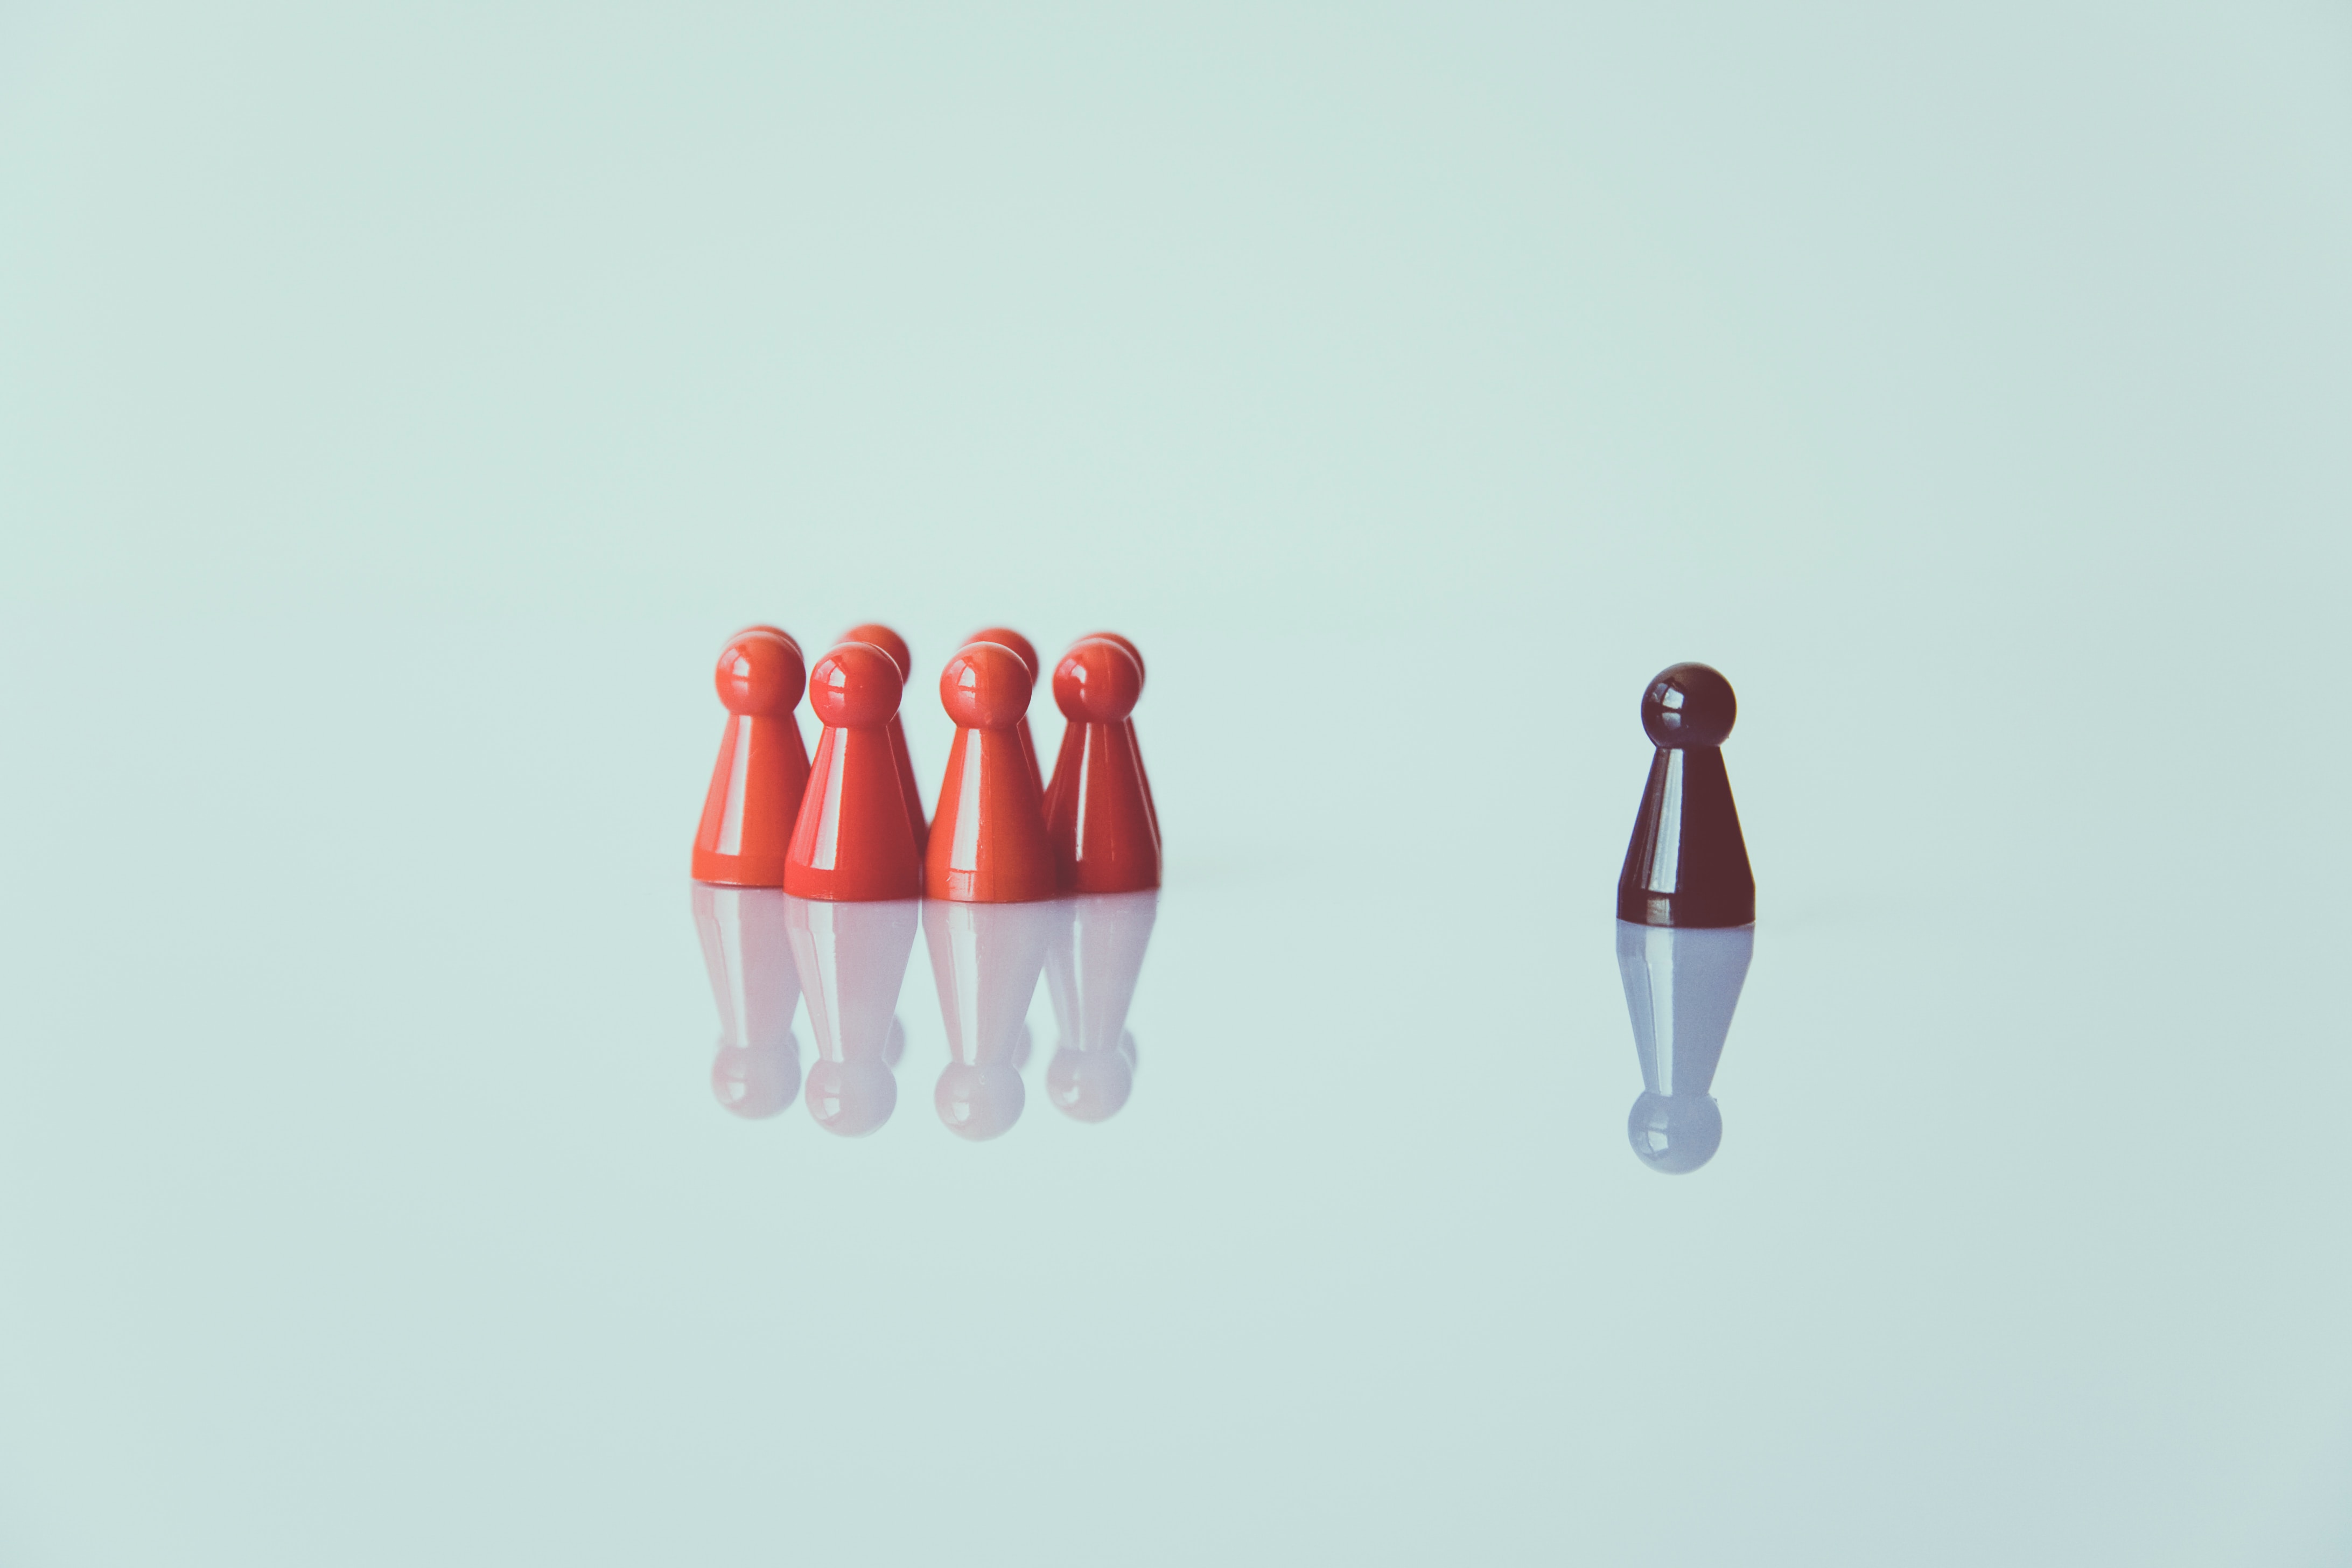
[9,0,2352,1556]
[695,892,1160,1140]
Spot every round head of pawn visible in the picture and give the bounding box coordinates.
[1053,638,1143,724]
[1641,662,1737,748]
[807,641,905,729]
[968,626,1039,687]
[714,631,807,717]
[940,641,1033,730]
[1627,1091,1722,1174]
[838,622,911,686]
[1082,631,1146,689]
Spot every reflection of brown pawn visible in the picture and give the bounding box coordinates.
[840,622,928,852]
[786,894,918,1136]
[691,630,810,887]
[692,883,802,1119]
[1043,891,1157,1123]
[1044,638,1160,893]
[925,899,1057,1140]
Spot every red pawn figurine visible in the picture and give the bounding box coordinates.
[691,629,810,887]
[840,622,928,852]
[1044,637,1160,893]
[783,642,925,901]
[926,641,1058,902]
[968,626,1045,794]
[1075,629,1158,842]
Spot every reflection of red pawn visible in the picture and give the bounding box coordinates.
[1043,890,1157,1123]
[968,626,1045,794]
[926,642,1058,903]
[1044,638,1160,893]
[692,884,803,1118]
[784,642,925,901]
[925,899,1056,1140]
[692,630,810,887]
[839,622,928,852]
[787,895,917,1137]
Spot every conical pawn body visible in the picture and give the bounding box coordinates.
[786,893,917,1136]
[692,631,810,887]
[786,642,925,901]
[1043,890,1157,1122]
[927,642,1058,903]
[1618,747,1753,927]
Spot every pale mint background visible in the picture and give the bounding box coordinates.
[2,4,2349,1563]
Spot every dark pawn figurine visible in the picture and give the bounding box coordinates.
[1618,663,1754,928]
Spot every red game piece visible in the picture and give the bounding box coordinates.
[1617,663,1754,928]
[839,622,928,851]
[692,883,802,1119]
[925,641,1058,903]
[788,893,916,1136]
[783,642,925,901]
[1044,637,1160,893]
[925,898,1058,1140]
[691,629,810,887]
[968,626,1045,793]
[1076,629,1158,841]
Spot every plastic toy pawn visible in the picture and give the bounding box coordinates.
[1044,637,1160,894]
[784,642,925,901]
[839,622,928,852]
[1074,630,1158,844]
[926,641,1058,903]
[691,628,810,887]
